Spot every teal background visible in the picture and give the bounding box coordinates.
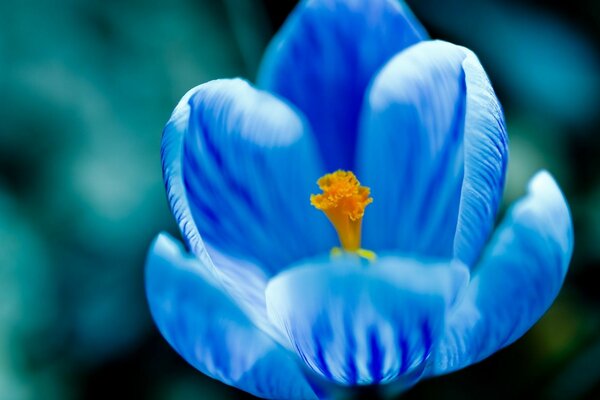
[0,0,599,398]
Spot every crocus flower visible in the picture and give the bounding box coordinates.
[145,0,573,399]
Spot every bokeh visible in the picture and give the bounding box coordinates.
[0,0,598,399]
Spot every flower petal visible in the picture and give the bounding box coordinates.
[430,171,573,375]
[265,254,469,386]
[258,0,426,170]
[356,41,508,263]
[162,85,206,259]
[165,78,337,275]
[453,46,509,266]
[357,40,466,256]
[146,233,317,400]
[162,86,279,340]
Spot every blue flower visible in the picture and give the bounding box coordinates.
[145,0,573,398]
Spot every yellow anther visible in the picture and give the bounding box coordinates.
[330,246,376,261]
[310,170,373,254]
[356,248,377,261]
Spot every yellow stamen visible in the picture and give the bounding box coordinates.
[310,170,373,256]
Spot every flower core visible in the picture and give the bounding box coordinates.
[310,170,373,255]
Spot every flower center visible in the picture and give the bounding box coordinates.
[310,170,375,259]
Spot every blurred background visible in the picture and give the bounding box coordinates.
[0,0,598,398]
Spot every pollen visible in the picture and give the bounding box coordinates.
[310,170,373,253]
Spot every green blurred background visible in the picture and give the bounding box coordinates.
[0,0,599,399]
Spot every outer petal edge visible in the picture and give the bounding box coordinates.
[453,48,509,266]
[146,233,317,400]
[161,82,294,342]
[430,171,573,375]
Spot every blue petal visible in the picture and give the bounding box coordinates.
[453,46,509,266]
[162,87,277,339]
[162,86,207,259]
[356,41,508,264]
[357,40,465,257]
[258,0,426,170]
[146,233,317,400]
[430,171,573,375]
[166,78,337,275]
[161,86,278,340]
[265,254,469,386]
[201,242,282,342]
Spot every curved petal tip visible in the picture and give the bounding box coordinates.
[430,171,573,375]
